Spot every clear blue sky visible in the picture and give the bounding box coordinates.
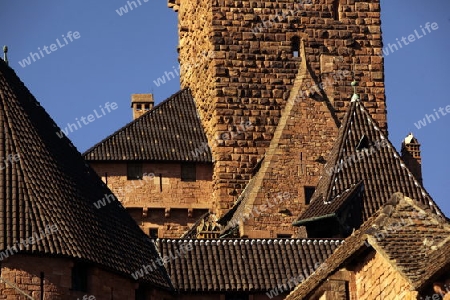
[0,1,449,216]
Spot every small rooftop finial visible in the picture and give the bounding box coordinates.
[404,132,417,144]
[3,45,8,65]
[351,80,359,102]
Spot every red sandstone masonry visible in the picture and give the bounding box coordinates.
[354,251,416,300]
[90,162,213,238]
[170,0,387,215]
[0,254,171,300]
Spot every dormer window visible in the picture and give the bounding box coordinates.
[356,135,370,151]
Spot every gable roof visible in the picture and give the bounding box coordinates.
[157,238,343,292]
[294,99,444,226]
[368,195,450,290]
[83,88,212,163]
[286,193,450,299]
[0,59,172,289]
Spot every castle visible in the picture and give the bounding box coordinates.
[0,0,448,299]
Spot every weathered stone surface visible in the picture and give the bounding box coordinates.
[90,162,213,238]
[172,0,386,222]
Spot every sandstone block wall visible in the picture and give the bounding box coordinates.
[241,72,339,238]
[309,251,418,299]
[0,254,169,300]
[90,162,213,238]
[353,251,416,300]
[170,0,386,215]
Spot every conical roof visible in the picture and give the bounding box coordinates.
[0,59,172,289]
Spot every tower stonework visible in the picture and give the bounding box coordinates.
[169,0,386,215]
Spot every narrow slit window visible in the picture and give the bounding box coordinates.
[333,0,340,20]
[149,228,158,239]
[304,186,316,205]
[291,36,300,57]
[277,234,292,239]
[225,294,249,300]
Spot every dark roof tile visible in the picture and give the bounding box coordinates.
[157,238,343,292]
[295,100,443,226]
[296,181,364,225]
[286,193,450,299]
[83,88,212,163]
[0,59,172,289]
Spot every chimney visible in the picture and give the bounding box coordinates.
[401,133,422,184]
[131,94,154,120]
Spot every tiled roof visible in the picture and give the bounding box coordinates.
[286,193,450,299]
[369,194,450,290]
[295,99,444,226]
[83,88,212,162]
[296,181,364,224]
[0,60,172,289]
[157,238,343,292]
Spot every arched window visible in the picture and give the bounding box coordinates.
[291,36,300,57]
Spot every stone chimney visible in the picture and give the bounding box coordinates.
[401,133,422,184]
[131,94,154,120]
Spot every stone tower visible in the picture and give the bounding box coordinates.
[168,0,386,215]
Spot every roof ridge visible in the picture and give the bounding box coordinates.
[159,234,344,292]
[287,192,449,299]
[363,193,450,289]
[353,101,443,216]
[82,87,211,162]
[321,100,358,202]
[158,238,345,241]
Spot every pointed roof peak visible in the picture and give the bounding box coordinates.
[350,80,360,102]
[295,99,444,227]
[2,45,8,65]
